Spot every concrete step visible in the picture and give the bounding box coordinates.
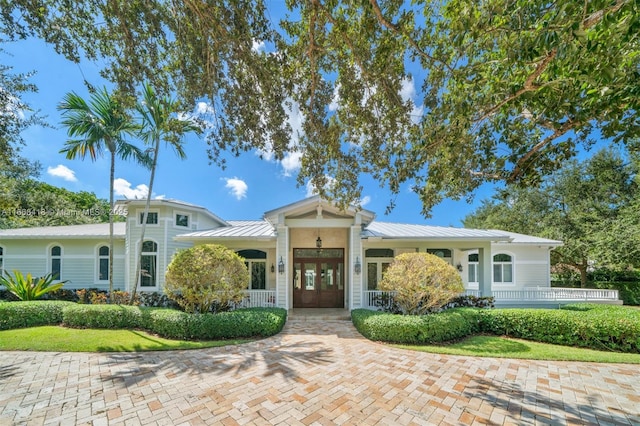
[287,308,351,321]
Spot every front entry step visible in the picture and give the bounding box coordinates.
[287,308,351,321]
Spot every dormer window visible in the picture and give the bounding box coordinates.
[175,213,189,228]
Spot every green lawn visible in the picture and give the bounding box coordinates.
[394,335,640,364]
[0,326,251,352]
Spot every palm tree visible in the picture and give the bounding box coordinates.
[130,83,201,303]
[58,88,149,302]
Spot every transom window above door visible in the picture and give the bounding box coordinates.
[294,248,344,258]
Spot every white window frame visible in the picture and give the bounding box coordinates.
[365,257,394,290]
[493,252,515,285]
[139,239,158,289]
[467,252,479,289]
[48,243,63,280]
[173,210,191,229]
[137,209,160,226]
[246,259,267,290]
[95,244,110,283]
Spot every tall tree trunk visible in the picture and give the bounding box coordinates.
[130,143,159,304]
[579,260,588,288]
[108,152,115,304]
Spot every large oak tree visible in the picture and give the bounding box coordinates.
[463,148,639,286]
[2,0,639,215]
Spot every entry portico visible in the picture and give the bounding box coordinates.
[177,196,539,310]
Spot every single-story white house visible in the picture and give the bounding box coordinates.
[0,196,620,308]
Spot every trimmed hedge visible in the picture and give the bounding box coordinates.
[0,301,287,341]
[63,304,146,329]
[352,304,640,353]
[0,301,75,330]
[351,308,481,344]
[145,307,287,340]
[478,304,640,353]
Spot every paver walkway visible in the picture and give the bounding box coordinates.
[1,320,639,425]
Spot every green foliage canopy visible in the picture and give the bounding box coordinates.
[464,148,639,286]
[1,1,639,215]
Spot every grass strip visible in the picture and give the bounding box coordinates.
[0,326,251,352]
[393,335,640,364]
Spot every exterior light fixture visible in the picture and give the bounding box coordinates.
[270,264,275,273]
[354,257,361,275]
[278,257,285,274]
[316,236,322,248]
[456,263,463,272]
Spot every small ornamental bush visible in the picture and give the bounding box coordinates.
[0,301,74,330]
[62,304,144,329]
[379,253,464,315]
[165,244,250,313]
[0,271,67,301]
[351,308,480,344]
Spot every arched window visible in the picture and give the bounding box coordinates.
[365,248,394,290]
[50,245,62,279]
[140,241,158,287]
[493,253,513,283]
[98,246,109,281]
[468,253,479,283]
[237,249,266,290]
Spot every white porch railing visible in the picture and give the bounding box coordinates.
[235,290,277,308]
[495,287,619,302]
[363,288,619,309]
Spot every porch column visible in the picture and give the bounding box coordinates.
[275,224,289,309]
[350,225,363,309]
[477,243,492,297]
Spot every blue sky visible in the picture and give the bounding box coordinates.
[5,31,499,227]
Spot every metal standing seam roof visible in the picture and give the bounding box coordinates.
[0,222,126,239]
[362,222,513,241]
[175,220,277,239]
[489,230,563,245]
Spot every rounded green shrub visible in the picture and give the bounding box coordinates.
[62,304,145,329]
[165,244,250,313]
[0,301,75,330]
[351,308,480,344]
[379,252,464,315]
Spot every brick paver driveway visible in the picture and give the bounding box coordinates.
[1,320,639,425]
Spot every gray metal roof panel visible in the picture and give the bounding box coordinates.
[362,222,511,240]
[489,230,563,245]
[0,222,126,239]
[176,220,276,239]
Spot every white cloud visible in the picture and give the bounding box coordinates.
[256,98,305,176]
[47,165,77,182]
[114,178,152,199]
[360,195,372,207]
[252,39,266,53]
[195,101,214,115]
[305,176,336,198]
[400,77,424,124]
[225,177,248,200]
[281,152,303,177]
[305,180,318,198]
